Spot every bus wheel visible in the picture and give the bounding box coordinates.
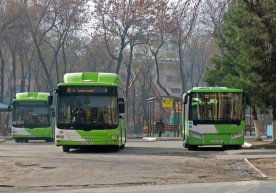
[186,144,198,151]
[62,146,70,152]
[232,145,242,150]
[15,139,20,143]
[222,145,229,150]
[120,144,125,149]
[112,145,120,151]
[46,138,54,142]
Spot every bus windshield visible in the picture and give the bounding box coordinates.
[57,95,119,130]
[12,102,50,128]
[189,92,243,123]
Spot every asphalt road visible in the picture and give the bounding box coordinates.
[0,139,276,193]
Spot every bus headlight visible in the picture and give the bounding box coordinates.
[231,131,243,138]
[190,130,203,138]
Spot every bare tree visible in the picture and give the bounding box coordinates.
[0,0,25,101]
[83,35,115,72]
[200,0,230,38]
[92,0,161,74]
[0,49,4,102]
[24,0,58,90]
[170,0,202,93]
[146,0,171,96]
[43,0,89,83]
[184,35,215,87]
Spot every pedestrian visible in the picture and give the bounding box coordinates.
[156,119,164,137]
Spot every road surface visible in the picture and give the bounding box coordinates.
[0,139,276,192]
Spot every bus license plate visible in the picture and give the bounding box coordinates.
[211,139,223,143]
[80,141,93,145]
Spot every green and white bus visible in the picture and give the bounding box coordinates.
[49,72,127,152]
[11,92,53,143]
[182,87,246,150]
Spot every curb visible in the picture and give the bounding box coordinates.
[244,141,276,149]
[251,144,276,149]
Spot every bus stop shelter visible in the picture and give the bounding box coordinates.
[145,96,182,138]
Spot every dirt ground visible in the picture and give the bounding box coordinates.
[0,156,263,188]
[248,158,276,179]
[241,139,276,180]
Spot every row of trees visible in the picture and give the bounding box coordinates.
[205,0,276,142]
[1,0,274,137]
[0,0,219,132]
[0,0,90,101]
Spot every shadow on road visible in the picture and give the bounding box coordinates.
[66,145,227,157]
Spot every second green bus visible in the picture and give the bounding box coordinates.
[11,92,54,142]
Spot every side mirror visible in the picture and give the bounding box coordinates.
[183,93,189,104]
[48,95,53,106]
[118,98,125,113]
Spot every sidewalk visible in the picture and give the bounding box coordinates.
[245,136,276,149]
[0,135,12,143]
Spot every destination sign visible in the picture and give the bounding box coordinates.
[59,86,117,96]
[13,101,48,106]
[66,87,107,93]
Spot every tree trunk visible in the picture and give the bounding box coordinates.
[272,102,276,143]
[153,53,170,96]
[33,35,53,90]
[132,84,136,133]
[54,47,61,84]
[124,43,134,135]
[62,43,67,74]
[20,53,26,92]
[141,79,148,134]
[252,105,262,141]
[11,49,17,98]
[178,42,186,94]
[253,119,263,141]
[27,65,31,92]
[0,49,5,103]
[116,51,123,74]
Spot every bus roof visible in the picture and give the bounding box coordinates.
[188,87,243,93]
[14,92,49,101]
[58,72,119,86]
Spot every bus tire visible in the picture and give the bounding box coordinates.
[222,145,229,150]
[121,144,125,149]
[46,138,54,142]
[233,145,242,150]
[112,145,120,151]
[62,146,70,152]
[186,144,198,151]
[183,142,188,148]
